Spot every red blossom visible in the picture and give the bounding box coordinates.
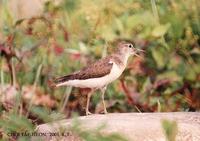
[53,43,64,56]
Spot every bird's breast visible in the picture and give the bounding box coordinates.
[106,62,124,82]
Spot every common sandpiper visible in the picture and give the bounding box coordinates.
[49,41,143,115]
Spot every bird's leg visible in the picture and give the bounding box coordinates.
[101,86,108,114]
[86,89,94,115]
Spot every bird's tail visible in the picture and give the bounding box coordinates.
[48,75,72,88]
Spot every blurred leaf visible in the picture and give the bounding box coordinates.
[14,19,25,26]
[185,65,197,81]
[152,23,170,37]
[126,11,155,29]
[162,120,178,141]
[0,114,34,132]
[157,71,182,82]
[115,18,124,33]
[8,114,34,131]
[151,47,166,69]
[141,77,152,93]
[100,26,116,41]
[30,106,52,122]
[2,3,13,26]
[165,13,184,39]
[62,0,79,12]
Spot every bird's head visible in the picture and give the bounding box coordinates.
[117,41,144,57]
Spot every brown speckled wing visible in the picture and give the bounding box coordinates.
[54,57,113,84]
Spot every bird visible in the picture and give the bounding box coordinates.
[49,41,144,115]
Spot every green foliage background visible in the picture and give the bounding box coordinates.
[0,0,200,140]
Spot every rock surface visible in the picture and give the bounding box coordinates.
[33,112,200,141]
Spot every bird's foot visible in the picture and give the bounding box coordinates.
[86,111,92,116]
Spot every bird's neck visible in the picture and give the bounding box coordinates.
[112,51,130,68]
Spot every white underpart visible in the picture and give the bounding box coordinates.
[56,52,131,88]
[56,61,125,88]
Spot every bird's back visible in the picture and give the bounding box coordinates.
[52,56,113,86]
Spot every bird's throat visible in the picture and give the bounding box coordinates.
[112,52,130,69]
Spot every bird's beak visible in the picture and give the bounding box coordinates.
[136,48,145,53]
[133,48,145,58]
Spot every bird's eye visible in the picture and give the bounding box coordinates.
[128,44,133,48]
